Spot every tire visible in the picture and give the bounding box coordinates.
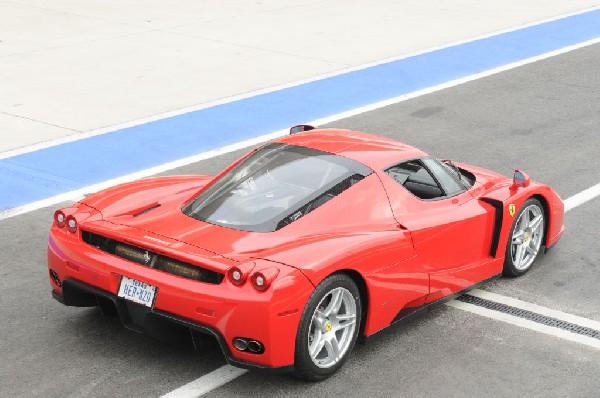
[293,274,361,381]
[503,198,545,277]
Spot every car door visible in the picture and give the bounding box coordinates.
[377,157,497,302]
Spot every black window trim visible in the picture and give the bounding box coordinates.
[182,143,373,232]
[424,157,468,194]
[439,158,474,189]
[275,172,366,230]
[383,156,467,202]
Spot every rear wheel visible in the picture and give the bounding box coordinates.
[293,274,361,381]
[503,198,545,277]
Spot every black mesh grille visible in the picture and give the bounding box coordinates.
[81,231,224,284]
[276,174,364,230]
[457,294,600,340]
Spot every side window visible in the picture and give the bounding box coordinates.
[386,158,466,200]
[421,158,465,197]
[386,160,444,199]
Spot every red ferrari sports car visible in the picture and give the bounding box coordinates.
[48,126,564,380]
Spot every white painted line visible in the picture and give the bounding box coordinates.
[563,182,600,212]
[468,289,600,331]
[306,37,600,127]
[0,129,286,221]
[150,180,600,397]
[160,365,248,398]
[445,300,600,350]
[2,36,600,222]
[1,5,598,160]
[442,197,600,348]
[5,7,600,396]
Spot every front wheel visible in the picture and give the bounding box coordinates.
[503,198,545,277]
[293,274,361,381]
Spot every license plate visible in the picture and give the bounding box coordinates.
[117,276,157,308]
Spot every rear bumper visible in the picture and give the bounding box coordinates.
[52,279,294,373]
[47,228,314,371]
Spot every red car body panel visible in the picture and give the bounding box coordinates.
[48,129,565,371]
[48,218,315,368]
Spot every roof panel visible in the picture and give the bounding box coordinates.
[275,129,427,169]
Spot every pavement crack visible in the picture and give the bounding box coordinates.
[159,29,351,67]
[162,0,332,30]
[2,0,151,30]
[0,30,153,59]
[0,111,80,132]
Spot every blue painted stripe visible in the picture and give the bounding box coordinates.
[2,10,600,211]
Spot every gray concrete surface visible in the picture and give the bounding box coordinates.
[208,308,600,398]
[1,44,599,397]
[1,0,598,152]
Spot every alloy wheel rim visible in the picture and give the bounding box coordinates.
[511,204,544,271]
[307,287,357,368]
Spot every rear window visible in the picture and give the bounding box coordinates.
[183,143,371,232]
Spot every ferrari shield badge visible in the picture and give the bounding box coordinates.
[509,204,516,217]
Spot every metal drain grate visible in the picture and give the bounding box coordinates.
[457,294,600,340]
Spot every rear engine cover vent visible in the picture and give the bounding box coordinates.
[81,231,224,284]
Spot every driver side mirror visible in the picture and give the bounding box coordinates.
[290,124,316,135]
[512,169,530,188]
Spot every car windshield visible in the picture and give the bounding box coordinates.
[182,143,371,232]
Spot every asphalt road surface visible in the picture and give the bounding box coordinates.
[1,44,599,398]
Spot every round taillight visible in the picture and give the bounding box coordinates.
[232,270,242,281]
[66,215,78,233]
[227,262,255,286]
[251,273,267,291]
[255,275,265,287]
[54,210,66,228]
[250,268,279,292]
[228,267,244,286]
